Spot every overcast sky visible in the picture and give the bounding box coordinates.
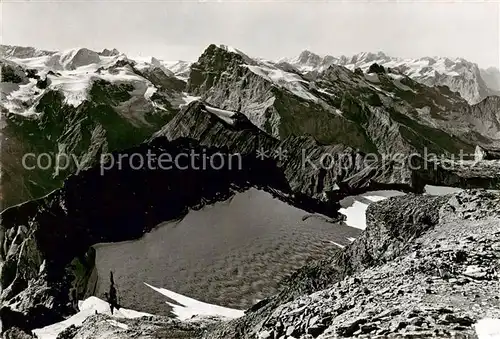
[2,1,499,68]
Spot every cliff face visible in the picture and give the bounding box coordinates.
[157,101,500,200]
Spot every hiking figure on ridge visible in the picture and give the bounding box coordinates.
[104,271,119,315]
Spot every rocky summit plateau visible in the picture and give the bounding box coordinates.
[0,42,500,339]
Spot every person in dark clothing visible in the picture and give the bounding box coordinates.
[106,271,119,315]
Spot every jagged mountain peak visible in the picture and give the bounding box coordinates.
[296,50,323,64]
[99,47,120,56]
[194,44,252,64]
[57,47,102,70]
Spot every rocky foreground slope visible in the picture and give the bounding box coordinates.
[18,189,499,339]
[219,189,500,339]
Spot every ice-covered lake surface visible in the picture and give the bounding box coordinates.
[94,188,361,315]
[93,186,461,316]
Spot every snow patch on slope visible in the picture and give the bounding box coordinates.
[339,191,405,230]
[244,64,317,102]
[204,104,236,125]
[144,283,245,320]
[474,318,500,339]
[32,296,151,339]
[10,47,118,72]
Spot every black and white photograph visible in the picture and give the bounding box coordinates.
[0,1,500,338]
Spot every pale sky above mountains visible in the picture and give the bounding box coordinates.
[2,1,499,68]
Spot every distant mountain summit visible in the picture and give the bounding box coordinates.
[1,43,500,339]
[283,50,499,104]
[99,48,120,57]
[0,44,55,59]
[481,66,500,92]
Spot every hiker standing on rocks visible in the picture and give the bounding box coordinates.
[105,271,119,315]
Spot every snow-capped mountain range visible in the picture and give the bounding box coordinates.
[2,44,498,114]
[1,43,500,209]
[3,44,499,104]
[1,44,500,339]
[0,45,195,208]
[1,46,191,112]
[282,50,500,104]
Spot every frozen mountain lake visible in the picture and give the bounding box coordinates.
[93,188,371,315]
